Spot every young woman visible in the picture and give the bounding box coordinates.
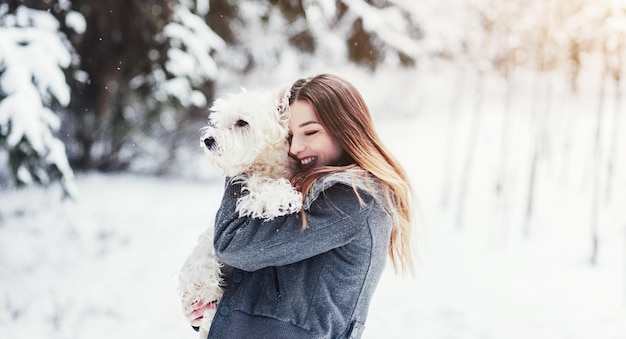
[184,73,415,338]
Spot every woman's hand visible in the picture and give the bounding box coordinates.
[182,298,216,327]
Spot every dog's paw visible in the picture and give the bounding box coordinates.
[236,180,302,220]
[178,230,226,321]
[276,194,302,215]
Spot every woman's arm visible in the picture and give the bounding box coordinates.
[213,179,375,271]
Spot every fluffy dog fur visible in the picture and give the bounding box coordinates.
[178,88,302,338]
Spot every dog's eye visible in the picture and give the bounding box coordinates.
[235,120,248,127]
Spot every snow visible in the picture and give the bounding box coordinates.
[1,66,625,339]
[2,0,626,337]
[164,5,225,81]
[65,11,86,34]
[0,6,74,190]
[158,4,225,108]
[0,27,71,106]
[160,77,208,108]
[342,0,420,57]
[196,0,210,16]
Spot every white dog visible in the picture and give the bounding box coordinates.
[178,88,302,338]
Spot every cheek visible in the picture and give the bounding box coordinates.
[325,138,344,160]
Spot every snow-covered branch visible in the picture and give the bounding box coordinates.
[158,4,225,107]
[0,5,79,197]
[341,0,421,58]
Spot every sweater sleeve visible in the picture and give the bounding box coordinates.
[213,179,375,271]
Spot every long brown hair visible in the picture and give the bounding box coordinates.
[288,74,415,275]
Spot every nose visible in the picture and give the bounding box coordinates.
[203,137,216,150]
[289,136,304,155]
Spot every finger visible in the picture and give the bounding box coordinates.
[182,301,198,315]
[193,299,207,310]
[186,308,206,323]
[182,297,205,314]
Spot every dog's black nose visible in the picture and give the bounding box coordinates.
[203,137,216,149]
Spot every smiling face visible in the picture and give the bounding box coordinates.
[287,100,345,171]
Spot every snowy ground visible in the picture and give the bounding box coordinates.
[2,68,626,339]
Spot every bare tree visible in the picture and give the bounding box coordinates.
[590,65,607,265]
[454,2,496,230]
[603,12,625,204]
[523,0,563,238]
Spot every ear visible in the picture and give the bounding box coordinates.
[275,88,290,120]
[209,98,226,114]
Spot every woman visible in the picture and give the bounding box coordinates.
[185,73,415,338]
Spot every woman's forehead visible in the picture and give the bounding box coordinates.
[289,101,319,126]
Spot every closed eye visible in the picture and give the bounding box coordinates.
[305,130,318,136]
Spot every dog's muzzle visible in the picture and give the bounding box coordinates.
[203,137,216,150]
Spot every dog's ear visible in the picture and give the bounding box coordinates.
[276,88,290,119]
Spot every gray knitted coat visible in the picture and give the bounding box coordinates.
[208,172,392,339]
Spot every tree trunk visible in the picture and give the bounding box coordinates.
[441,65,466,208]
[559,85,577,185]
[494,71,514,244]
[605,73,621,203]
[524,70,553,238]
[455,69,484,230]
[524,72,542,238]
[590,69,607,266]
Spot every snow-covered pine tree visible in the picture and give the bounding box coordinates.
[123,0,225,173]
[212,0,423,81]
[58,0,225,174]
[158,0,224,106]
[0,3,83,197]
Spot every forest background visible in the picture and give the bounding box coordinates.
[1,0,626,338]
